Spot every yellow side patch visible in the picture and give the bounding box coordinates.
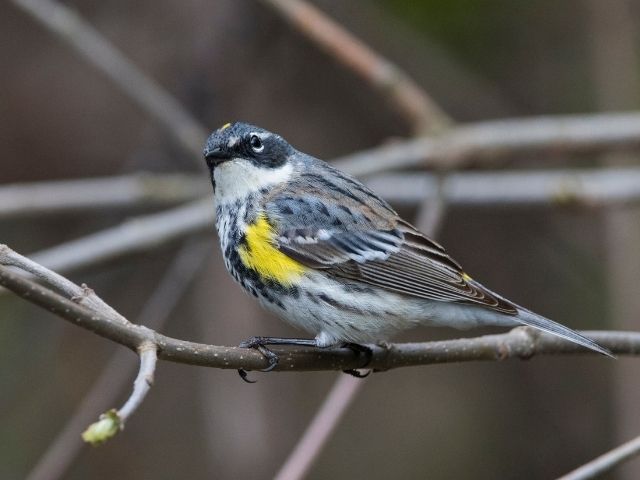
[238,214,306,285]
[220,122,232,131]
[462,272,472,282]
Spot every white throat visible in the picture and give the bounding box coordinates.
[213,159,293,204]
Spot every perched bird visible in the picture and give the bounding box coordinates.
[203,122,611,374]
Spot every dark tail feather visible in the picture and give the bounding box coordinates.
[516,308,613,358]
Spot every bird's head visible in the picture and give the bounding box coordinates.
[203,122,296,202]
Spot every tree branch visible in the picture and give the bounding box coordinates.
[1,260,639,374]
[258,0,451,134]
[334,112,640,176]
[0,244,126,322]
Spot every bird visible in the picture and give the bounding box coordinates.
[203,122,611,377]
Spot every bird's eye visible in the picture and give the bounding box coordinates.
[250,135,264,153]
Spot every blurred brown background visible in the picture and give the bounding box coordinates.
[1,0,639,479]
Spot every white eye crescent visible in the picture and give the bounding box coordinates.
[250,135,264,153]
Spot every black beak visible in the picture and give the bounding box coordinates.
[204,147,231,167]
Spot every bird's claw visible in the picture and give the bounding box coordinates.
[342,342,373,379]
[238,336,268,349]
[237,338,280,383]
[237,338,373,382]
[237,368,256,383]
[343,368,371,378]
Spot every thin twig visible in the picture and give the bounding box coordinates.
[0,174,207,219]
[10,0,207,160]
[274,375,366,480]
[557,434,640,480]
[81,344,158,446]
[258,0,451,134]
[26,240,211,480]
[414,176,447,233]
[116,343,157,422]
[334,112,640,176]
[28,199,213,274]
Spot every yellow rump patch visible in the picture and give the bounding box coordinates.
[220,122,232,131]
[462,272,472,282]
[238,214,306,285]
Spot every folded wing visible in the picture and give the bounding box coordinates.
[267,193,517,315]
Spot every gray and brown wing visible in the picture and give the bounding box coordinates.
[267,194,517,315]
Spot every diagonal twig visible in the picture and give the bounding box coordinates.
[274,374,366,480]
[10,0,208,160]
[557,434,640,480]
[81,343,158,446]
[28,198,213,274]
[117,344,157,424]
[258,0,451,134]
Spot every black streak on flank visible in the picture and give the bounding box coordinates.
[338,205,353,216]
[318,293,363,314]
[319,202,331,217]
[279,204,294,215]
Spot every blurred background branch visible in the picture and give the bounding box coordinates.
[560,434,640,480]
[0,174,208,220]
[334,112,640,176]
[257,0,452,134]
[27,199,213,275]
[10,0,207,159]
[3,164,640,223]
[368,167,640,208]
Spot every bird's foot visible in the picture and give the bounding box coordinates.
[237,336,317,383]
[342,342,373,378]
